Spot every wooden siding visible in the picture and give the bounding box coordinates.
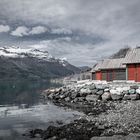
[136,64,140,82]
[96,71,102,80]
[100,69,126,81]
[102,71,106,80]
[127,64,135,81]
[114,69,126,80]
[127,64,140,82]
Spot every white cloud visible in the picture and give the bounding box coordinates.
[11,26,48,37]
[11,26,29,37]
[0,25,10,33]
[29,26,48,35]
[51,28,72,34]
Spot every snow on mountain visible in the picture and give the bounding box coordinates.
[0,46,53,61]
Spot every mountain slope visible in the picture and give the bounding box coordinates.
[0,46,80,80]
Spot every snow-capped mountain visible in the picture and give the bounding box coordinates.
[0,46,80,80]
[0,46,52,60]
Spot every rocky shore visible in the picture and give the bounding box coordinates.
[25,80,140,140]
[42,80,140,103]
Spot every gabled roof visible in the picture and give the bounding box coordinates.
[91,58,126,72]
[123,47,140,64]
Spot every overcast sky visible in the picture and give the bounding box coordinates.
[0,0,140,66]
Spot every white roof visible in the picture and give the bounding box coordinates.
[123,48,140,64]
[91,58,126,72]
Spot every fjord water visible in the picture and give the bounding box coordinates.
[0,80,83,140]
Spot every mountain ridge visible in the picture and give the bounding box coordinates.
[0,46,81,80]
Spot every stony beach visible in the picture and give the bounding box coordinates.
[26,80,140,140]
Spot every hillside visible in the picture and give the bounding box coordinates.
[0,47,80,80]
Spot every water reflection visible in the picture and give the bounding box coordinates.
[0,103,83,140]
[0,79,61,105]
[0,80,84,140]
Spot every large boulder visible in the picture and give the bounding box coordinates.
[129,94,140,100]
[101,92,111,101]
[86,95,101,102]
[122,87,130,91]
[116,87,123,93]
[129,89,136,94]
[136,89,140,94]
[91,89,98,94]
[110,89,124,96]
[89,84,96,90]
[130,85,139,89]
[110,90,124,100]
[95,84,105,90]
[96,90,104,95]
[80,88,91,97]
[123,94,131,100]
[123,93,139,100]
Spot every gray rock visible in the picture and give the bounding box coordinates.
[48,93,54,99]
[80,88,91,97]
[111,94,124,100]
[59,94,66,99]
[123,94,131,100]
[89,84,96,90]
[96,90,104,95]
[102,92,111,101]
[130,85,139,89]
[122,90,129,95]
[86,95,101,102]
[73,98,78,102]
[104,88,110,92]
[80,88,91,94]
[65,97,70,102]
[95,84,105,90]
[129,94,140,100]
[77,97,85,102]
[136,89,140,94]
[129,89,136,94]
[91,89,98,94]
[71,92,79,99]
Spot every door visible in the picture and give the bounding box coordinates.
[96,71,102,80]
[127,64,135,80]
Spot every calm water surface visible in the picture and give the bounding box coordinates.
[0,80,83,140]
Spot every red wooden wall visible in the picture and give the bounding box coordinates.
[127,64,135,80]
[96,71,102,80]
[127,64,140,82]
[136,64,140,82]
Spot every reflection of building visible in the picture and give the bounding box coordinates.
[91,47,140,82]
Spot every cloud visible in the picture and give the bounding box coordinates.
[11,25,48,37]
[0,25,10,33]
[1,0,140,65]
[29,26,48,35]
[11,26,29,37]
[51,28,72,34]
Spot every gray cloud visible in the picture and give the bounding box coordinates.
[10,26,29,37]
[0,25,10,33]
[51,28,72,35]
[29,26,48,35]
[0,0,140,66]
